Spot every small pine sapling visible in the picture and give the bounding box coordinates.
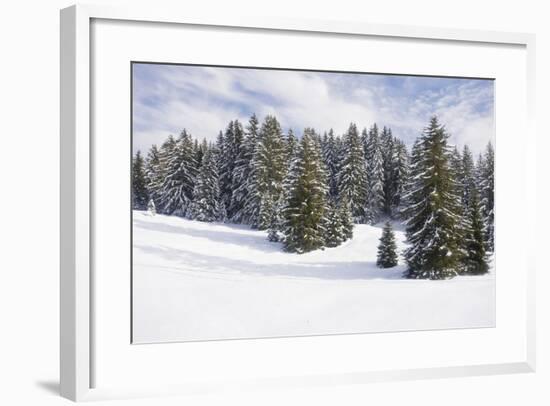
[377,222,398,268]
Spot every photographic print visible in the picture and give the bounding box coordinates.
[131,63,495,344]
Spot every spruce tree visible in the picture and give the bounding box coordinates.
[244,115,286,229]
[282,129,329,253]
[460,145,476,210]
[147,135,176,214]
[474,153,484,207]
[218,123,231,209]
[189,148,224,222]
[403,117,464,279]
[390,140,409,217]
[159,130,197,217]
[475,153,484,189]
[284,128,298,169]
[334,133,344,167]
[322,129,340,199]
[379,125,393,148]
[338,123,367,222]
[380,126,395,216]
[449,146,463,201]
[148,136,177,214]
[195,138,208,169]
[230,114,259,224]
[215,130,224,154]
[377,222,398,268]
[361,127,369,157]
[448,146,469,256]
[219,120,244,218]
[132,150,149,210]
[479,142,495,252]
[365,124,385,224]
[144,144,160,206]
[462,189,489,274]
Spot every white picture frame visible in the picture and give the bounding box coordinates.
[60,3,536,402]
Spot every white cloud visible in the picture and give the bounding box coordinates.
[132,64,494,156]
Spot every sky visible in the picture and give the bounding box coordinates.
[132,63,494,156]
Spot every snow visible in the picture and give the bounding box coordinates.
[132,210,495,343]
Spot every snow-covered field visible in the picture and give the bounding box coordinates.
[132,210,495,343]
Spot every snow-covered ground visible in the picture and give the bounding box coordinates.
[132,210,495,343]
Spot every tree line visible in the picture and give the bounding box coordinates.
[133,114,494,279]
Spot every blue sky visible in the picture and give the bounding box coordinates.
[132,63,494,156]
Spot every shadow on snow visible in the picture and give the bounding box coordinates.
[133,243,406,281]
[134,218,280,254]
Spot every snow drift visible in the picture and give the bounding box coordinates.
[132,210,495,343]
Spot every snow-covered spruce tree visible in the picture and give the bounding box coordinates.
[282,129,329,253]
[132,150,149,210]
[324,200,344,248]
[448,146,470,252]
[284,128,299,169]
[244,115,286,229]
[449,146,463,195]
[322,129,340,199]
[399,139,421,223]
[380,126,395,217]
[217,123,231,209]
[147,136,177,214]
[281,128,299,212]
[189,148,225,222]
[377,221,398,268]
[474,153,484,196]
[338,123,367,223]
[379,125,393,149]
[460,145,476,210]
[479,142,494,252]
[219,120,244,218]
[402,116,464,279]
[338,197,354,241]
[462,189,489,275]
[144,144,160,205]
[194,138,208,170]
[364,124,385,224]
[449,144,477,222]
[214,130,225,180]
[229,114,259,224]
[390,139,409,217]
[335,132,344,163]
[159,130,197,217]
[215,130,224,152]
[361,127,369,157]
[193,139,201,168]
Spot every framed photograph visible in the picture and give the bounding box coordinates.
[131,62,497,344]
[60,4,536,402]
